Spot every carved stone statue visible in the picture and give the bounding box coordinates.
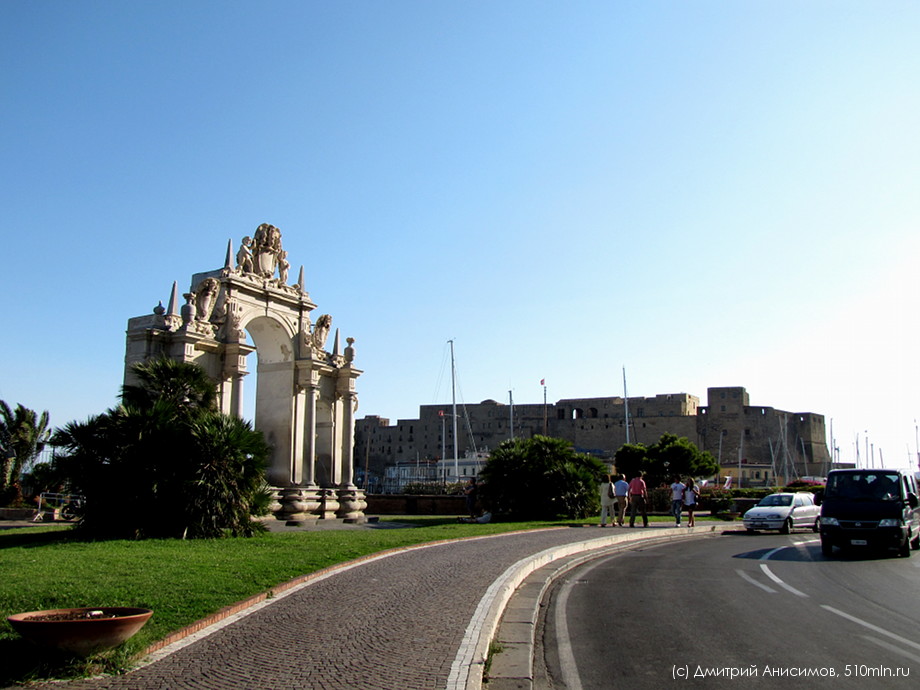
[195,278,220,322]
[312,314,332,351]
[236,236,254,274]
[277,250,290,285]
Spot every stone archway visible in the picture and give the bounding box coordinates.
[123,223,365,522]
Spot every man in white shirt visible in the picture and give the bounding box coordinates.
[613,474,630,527]
[670,477,686,526]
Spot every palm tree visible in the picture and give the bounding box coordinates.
[0,401,51,496]
[121,356,217,413]
[51,359,270,538]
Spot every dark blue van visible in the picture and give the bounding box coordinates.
[819,469,920,557]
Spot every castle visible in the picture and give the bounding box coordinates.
[355,386,832,489]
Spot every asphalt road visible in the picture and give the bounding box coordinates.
[540,529,920,689]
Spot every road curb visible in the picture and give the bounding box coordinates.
[467,526,721,690]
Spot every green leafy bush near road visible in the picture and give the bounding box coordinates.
[478,436,608,520]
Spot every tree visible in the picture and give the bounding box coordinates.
[613,433,720,488]
[51,358,270,538]
[0,401,51,502]
[122,357,218,413]
[478,435,608,520]
[610,442,647,483]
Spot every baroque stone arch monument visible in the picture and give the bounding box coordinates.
[124,223,365,523]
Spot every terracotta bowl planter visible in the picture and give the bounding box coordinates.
[7,607,153,657]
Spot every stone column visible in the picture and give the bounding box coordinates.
[341,391,357,486]
[290,384,306,485]
[304,380,318,486]
[336,383,366,521]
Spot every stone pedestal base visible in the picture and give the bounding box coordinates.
[274,487,321,522]
[272,485,366,521]
[318,488,340,520]
[336,486,367,521]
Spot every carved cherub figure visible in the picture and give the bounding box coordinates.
[277,250,290,285]
[236,236,254,274]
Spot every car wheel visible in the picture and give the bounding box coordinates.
[780,518,792,535]
[899,538,911,558]
[910,530,920,551]
[821,538,833,557]
[811,518,819,533]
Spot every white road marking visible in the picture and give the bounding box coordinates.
[822,605,920,652]
[554,577,585,690]
[736,568,777,593]
[759,564,809,597]
[862,635,920,664]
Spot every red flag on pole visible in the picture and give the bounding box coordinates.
[540,379,545,386]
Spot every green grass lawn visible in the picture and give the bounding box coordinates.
[0,514,726,683]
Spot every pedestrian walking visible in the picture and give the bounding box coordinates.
[683,477,700,527]
[599,473,617,527]
[613,473,630,526]
[670,476,686,526]
[628,471,649,527]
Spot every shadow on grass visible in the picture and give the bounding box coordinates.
[0,526,82,550]
[0,636,133,686]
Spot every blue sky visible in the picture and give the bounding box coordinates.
[2,1,919,469]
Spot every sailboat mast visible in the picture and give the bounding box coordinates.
[623,367,630,445]
[449,339,459,481]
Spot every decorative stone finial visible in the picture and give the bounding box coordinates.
[166,282,179,315]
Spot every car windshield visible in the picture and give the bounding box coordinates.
[758,495,792,507]
[825,473,901,501]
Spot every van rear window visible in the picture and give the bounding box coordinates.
[825,473,901,501]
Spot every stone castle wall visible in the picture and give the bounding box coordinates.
[355,386,832,485]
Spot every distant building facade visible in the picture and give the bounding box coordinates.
[354,386,833,490]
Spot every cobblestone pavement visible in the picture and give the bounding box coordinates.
[20,525,682,690]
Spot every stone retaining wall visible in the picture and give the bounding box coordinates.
[365,494,466,515]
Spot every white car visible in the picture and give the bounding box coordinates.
[743,492,820,534]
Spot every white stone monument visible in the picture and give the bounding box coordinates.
[124,223,366,523]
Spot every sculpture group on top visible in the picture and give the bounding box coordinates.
[235,223,293,289]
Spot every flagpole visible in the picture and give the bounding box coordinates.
[541,379,547,435]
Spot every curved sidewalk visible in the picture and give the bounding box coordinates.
[28,524,709,690]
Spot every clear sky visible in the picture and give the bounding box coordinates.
[2,1,918,470]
